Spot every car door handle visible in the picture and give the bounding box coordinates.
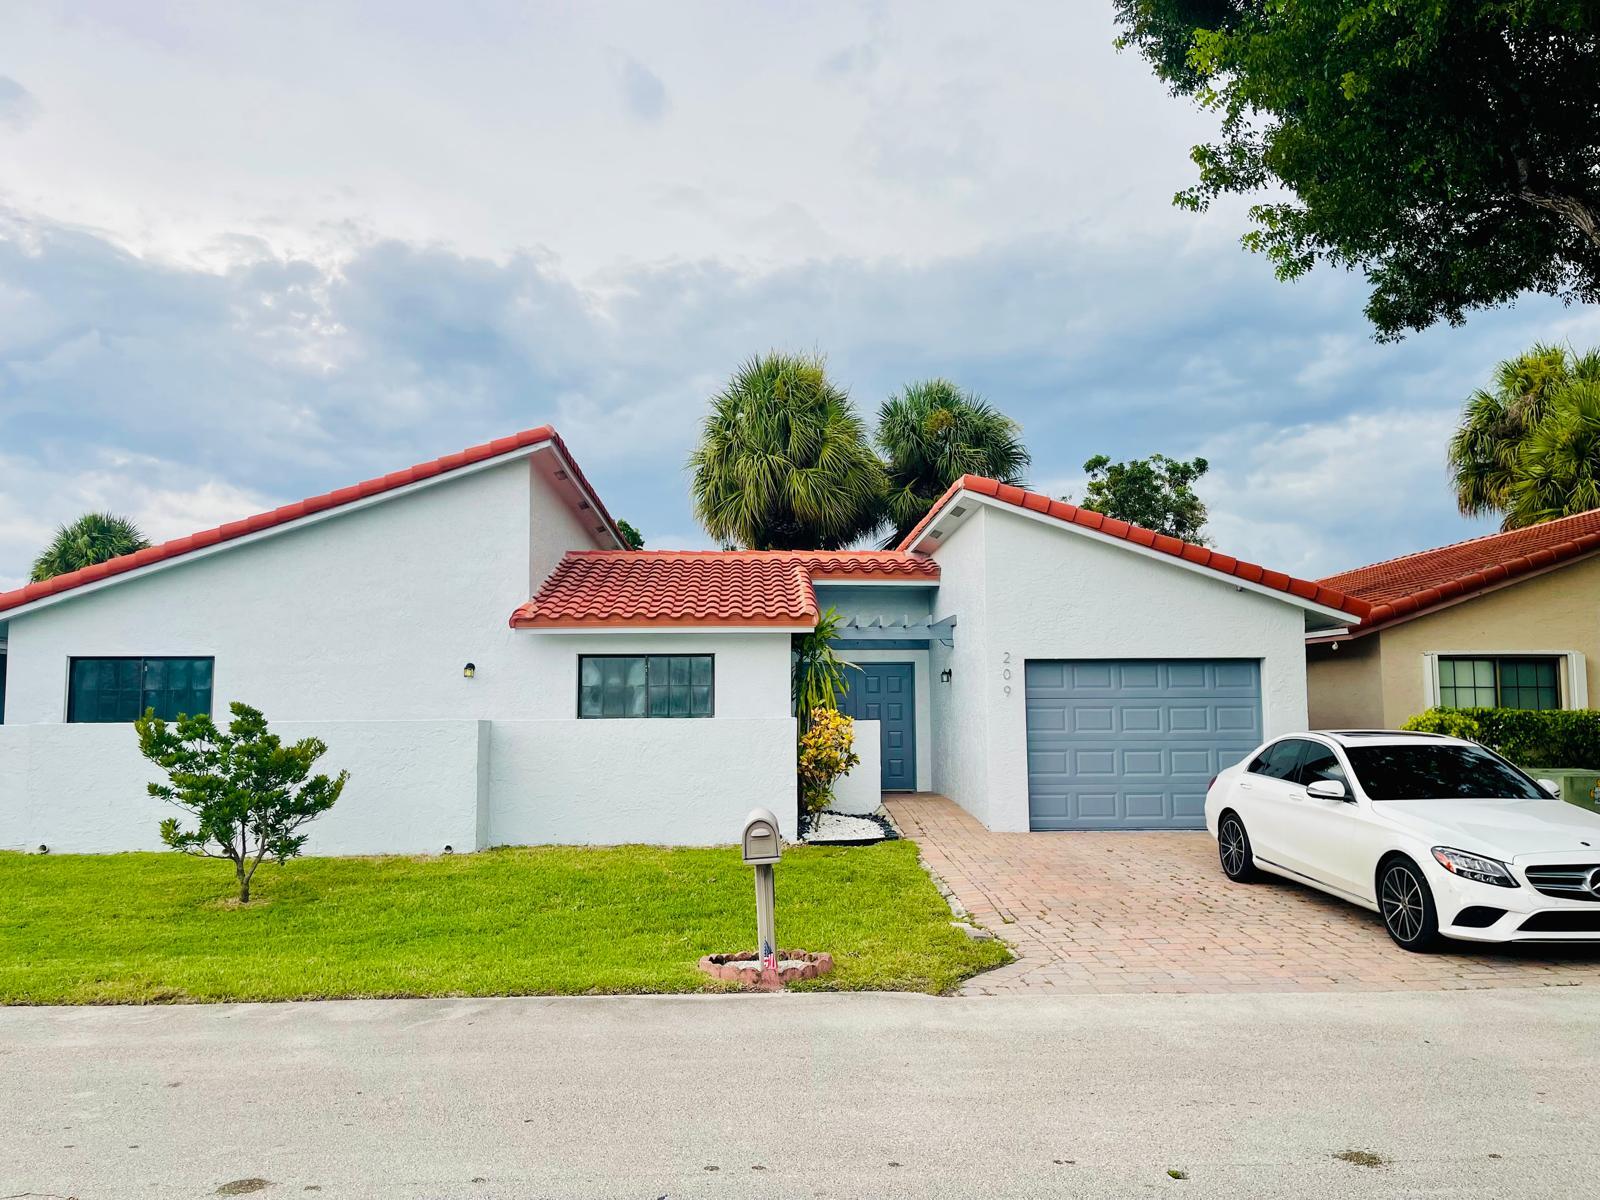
[1238,781,1253,790]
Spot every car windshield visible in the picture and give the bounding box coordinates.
[1344,744,1547,801]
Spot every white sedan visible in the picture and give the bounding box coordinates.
[1205,730,1600,950]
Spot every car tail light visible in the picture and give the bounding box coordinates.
[1207,775,1218,791]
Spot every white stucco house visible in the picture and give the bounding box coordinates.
[0,426,1369,854]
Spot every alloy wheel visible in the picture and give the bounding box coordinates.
[1220,818,1248,877]
[1381,865,1426,943]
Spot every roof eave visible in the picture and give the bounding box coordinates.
[906,482,1369,625]
[0,430,614,621]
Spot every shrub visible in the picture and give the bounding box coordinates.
[797,706,861,814]
[136,701,349,902]
[792,607,858,733]
[1401,707,1600,768]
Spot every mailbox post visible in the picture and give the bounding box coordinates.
[740,808,782,972]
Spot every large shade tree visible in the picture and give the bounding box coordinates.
[689,353,887,550]
[1113,2,1600,339]
[1078,453,1211,543]
[1447,344,1600,522]
[30,512,152,582]
[876,379,1030,544]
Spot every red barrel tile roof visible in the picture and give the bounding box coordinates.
[509,550,940,629]
[897,475,1369,620]
[0,426,619,617]
[1318,508,1600,628]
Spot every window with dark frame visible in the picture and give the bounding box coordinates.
[1438,656,1561,711]
[578,654,713,718]
[67,657,215,724]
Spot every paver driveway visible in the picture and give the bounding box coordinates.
[885,793,1600,996]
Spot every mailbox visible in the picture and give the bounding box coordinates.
[741,807,782,865]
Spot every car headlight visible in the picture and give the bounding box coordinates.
[1431,846,1519,888]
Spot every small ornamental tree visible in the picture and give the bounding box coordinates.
[136,702,349,903]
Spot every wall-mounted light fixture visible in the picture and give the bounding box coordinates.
[939,668,953,684]
[463,662,476,679]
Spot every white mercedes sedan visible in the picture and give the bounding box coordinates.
[1205,730,1600,951]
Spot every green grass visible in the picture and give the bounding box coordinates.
[0,841,1009,1004]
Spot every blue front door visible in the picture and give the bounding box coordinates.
[840,662,917,791]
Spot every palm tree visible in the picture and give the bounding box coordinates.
[689,353,887,550]
[1448,344,1600,523]
[1505,380,1600,527]
[876,379,1030,544]
[30,512,152,582]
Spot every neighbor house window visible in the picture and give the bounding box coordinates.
[1438,656,1560,710]
[578,655,713,718]
[67,657,215,723]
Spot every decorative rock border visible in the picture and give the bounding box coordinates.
[698,950,835,991]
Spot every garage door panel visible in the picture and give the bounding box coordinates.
[1216,705,1258,731]
[1027,659,1262,831]
[1026,704,1067,731]
[1072,707,1115,732]
[1073,749,1117,775]
[1120,749,1165,776]
[1119,662,1160,688]
[1169,749,1213,775]
[1213,662,1258,689]
[1030,752,1067,776]
[1076,792,1119,819]
[1125,792,1167,819]
[1164,662,1206,688]
[1121,705,1162,732]
[1173,791,1208,818]
[1069,662,1115,689]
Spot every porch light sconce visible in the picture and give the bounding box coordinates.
[463,662,476,679]
[940,668,953,684]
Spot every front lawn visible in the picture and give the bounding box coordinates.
[0,841,1008,1004]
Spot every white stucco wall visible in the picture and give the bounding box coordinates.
[830,718,881,814]
[511,631,793,720]
[0,720,484,855]
[2,457,583,725]
[931,504,1310,832]
[488,717,797,844]
[0,460,801,853]
[925,510,993,824]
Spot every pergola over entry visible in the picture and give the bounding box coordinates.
[832,614,956,646]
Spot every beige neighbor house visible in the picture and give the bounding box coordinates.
[1307,509,1600,729]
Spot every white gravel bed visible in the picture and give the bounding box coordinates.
[801,810,889,843]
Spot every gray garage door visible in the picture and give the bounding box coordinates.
[1026,659,1262,831]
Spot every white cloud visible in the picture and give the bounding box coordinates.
[0,76,38,130]
[0,447,274,591]
[1198,408,1494,578]
[615,56,669,123]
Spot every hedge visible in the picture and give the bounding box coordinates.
[1400,707,1600,768]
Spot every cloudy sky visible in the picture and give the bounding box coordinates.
[2,1,1596,592]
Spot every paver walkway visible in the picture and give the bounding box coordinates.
[885,792,1600,995]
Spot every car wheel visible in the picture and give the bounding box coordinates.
[1217,812,1259,882]
[1378,858,1441,952]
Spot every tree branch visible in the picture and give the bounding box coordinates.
[1518,188,1600,251]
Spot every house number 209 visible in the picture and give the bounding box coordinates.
[1001,651,1013,695]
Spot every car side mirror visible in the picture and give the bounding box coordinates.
[1306,779,1349,802]
[1537,778,1561,798]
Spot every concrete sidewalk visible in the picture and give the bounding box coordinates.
[2,988,1596,1199]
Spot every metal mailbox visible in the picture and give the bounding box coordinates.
[741,808,782,865]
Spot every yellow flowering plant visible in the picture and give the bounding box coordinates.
[797,706,861,814]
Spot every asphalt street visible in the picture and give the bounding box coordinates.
[2,987,1596,1199]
